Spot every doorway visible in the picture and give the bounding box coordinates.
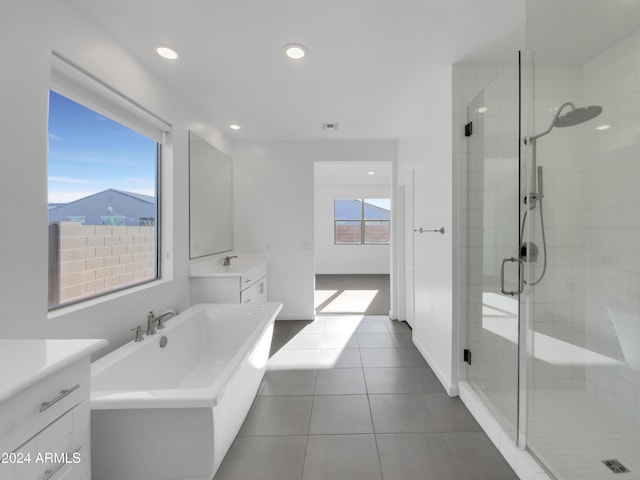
[313,161,392,316]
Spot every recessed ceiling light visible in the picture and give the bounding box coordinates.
[284,44,306,60]
[595,124,610,131]
[476,107,488,113]
[229,124,241,130]
[156,46,178,60]
[368,171,376,175]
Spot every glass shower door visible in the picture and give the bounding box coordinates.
[464,55,521,440]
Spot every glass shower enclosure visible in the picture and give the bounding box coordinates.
[463,54,521,443]
[461,5,640,478]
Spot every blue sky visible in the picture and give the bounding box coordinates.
[365,198,391,210]
[335,199,391,220]
[48,91,157,204]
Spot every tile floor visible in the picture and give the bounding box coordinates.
[214,315,518,480]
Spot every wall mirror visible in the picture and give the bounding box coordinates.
[189,131,233,258]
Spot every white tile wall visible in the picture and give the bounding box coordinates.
[581,28,640,423]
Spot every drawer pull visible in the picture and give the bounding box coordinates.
[39,384,80,412]
[42,446,81,480]
[244,278,252,284]
[244,298,252,303]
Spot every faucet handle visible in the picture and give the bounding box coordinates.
[131,325,144,342]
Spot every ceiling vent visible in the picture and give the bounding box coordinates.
[322,123,339,130]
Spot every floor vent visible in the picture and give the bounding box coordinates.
[602,459,630,474]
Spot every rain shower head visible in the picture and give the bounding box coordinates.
[530,101,603,141]
[554,105,603,128]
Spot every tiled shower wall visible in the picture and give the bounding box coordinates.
[527,63,589,392]
[528,28,640,421]
[581,29,640,422]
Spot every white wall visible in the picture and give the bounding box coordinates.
[233,141,397,320]
[396,65,457,394]
[0,0,229,357]
[314,184,391,274]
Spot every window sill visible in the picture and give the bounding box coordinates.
[47,277,171,320]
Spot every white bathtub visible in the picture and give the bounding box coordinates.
[90,302,282,480]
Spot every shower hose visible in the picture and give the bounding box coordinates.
[519,197,548,286]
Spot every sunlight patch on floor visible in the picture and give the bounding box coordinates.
[314,290,338,310]
[269,315,373,370]
[316,290,378,313]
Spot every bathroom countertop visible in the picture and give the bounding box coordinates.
[0,338,108,404]
[190,257,268,278]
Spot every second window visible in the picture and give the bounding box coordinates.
[334,198,390,245]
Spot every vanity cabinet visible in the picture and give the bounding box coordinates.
[191,262,268,304]
[0,339,107,480]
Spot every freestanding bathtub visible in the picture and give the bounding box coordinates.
[90,302,282,480]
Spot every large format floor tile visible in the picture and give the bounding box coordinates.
[376,433,466,480]
[369,394,439,433]
[309,395,373,434]
[319,333,358,349]
[359,347,407,367]
[314,367,367,395]
[363,367,444,394]
[302,434,383,480]
[423,393,483,432]
[445,432,519,480]
[217,316,517,480]
[356,332,397,348]
[214,435,307,480]
[260,369,317,396]
[239,396,313,436]
[318,348,362,368]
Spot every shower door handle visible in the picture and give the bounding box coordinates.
[500,257,524,296]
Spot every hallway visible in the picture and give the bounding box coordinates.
[214,315,517,480]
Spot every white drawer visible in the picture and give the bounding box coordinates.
[240,264,268,290]
[240,276,267,304]
[8,401,89,480]
[0,359,88,455]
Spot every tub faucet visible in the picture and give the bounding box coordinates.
[155,309,178,329]
[222,255,238,266]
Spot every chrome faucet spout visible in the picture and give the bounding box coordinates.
[155,309,178,329]
[222,255,238,267]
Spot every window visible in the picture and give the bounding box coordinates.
[47,54,169,310]
[334,198,391,245]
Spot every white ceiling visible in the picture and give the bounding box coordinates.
[65,0,525,141]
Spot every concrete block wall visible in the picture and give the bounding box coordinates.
[56,222,156,303]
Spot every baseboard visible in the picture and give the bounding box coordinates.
[412,337,458,397]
